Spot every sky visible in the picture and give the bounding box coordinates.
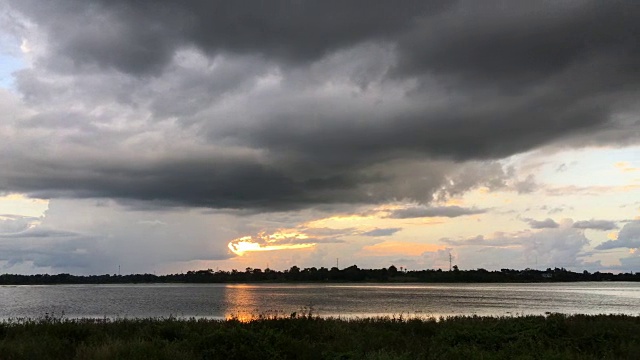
[0,0,638,275]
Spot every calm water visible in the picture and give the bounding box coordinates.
[1,282,639,320]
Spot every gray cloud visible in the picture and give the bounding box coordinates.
[0,213,97,271]
[548,206,569,215]
[525,218,560,229]
[361,228,402,237]
[441,234,521,247]
[595,221,640,250]
[0,200,238,274]
[387,206,486,219]
[513,175,538,194]
[263,236,345,246]
[442,226,590,269]
[0,214,39,234]
[0,228,79,239]
[301,227,357,238]
[573,219,618,231]
[0,1,638,210]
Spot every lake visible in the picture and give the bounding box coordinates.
[1,282,639,320]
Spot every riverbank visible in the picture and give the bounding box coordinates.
[1,314,639,359]
[1,266,638,285]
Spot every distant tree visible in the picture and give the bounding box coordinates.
[388,265,398,276]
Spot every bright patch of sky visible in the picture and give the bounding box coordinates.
[0,194,48,217]
[0,36,24,90]
[536,147,640,187]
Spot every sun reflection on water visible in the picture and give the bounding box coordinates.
[223,284,262,322]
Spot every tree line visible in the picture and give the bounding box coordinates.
[0,265,638,285]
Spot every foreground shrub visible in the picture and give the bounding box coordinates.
[0,314,639,359]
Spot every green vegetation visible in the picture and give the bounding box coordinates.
[1,265,639,285]
[1,314,639,359]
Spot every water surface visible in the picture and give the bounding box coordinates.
[1,282,639,320]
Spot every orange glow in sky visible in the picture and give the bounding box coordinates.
[228,233,315,256]
[360,241,446,257]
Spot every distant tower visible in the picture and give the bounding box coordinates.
[449,253,452,272]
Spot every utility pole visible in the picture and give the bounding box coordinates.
[449,253,452,272]
[336,258,339,269]
[118,265,121,276]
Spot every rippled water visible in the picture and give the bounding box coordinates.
[1,282,639,320]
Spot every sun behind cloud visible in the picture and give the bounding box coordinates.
[228,233,316,256]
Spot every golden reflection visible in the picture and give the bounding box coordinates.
[223,284,261,322]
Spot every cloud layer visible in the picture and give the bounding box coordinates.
[0,1,637,211]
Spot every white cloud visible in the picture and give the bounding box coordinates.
[443,222,590,270]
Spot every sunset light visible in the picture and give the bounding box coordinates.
[227,234,315,256]
[1,2,640,357]
[1,0,639,274]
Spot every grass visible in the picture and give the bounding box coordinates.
[0,313,639,359]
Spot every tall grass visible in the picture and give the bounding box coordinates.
[1,314,639,359]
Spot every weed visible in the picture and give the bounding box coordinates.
[0,314,638,359]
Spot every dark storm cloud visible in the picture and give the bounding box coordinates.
[11,0,448,75]
[573,219,619,231]
[2,157,302,209]
[2,0,639,210]
[0,154,456,210]
[393,2,639,86]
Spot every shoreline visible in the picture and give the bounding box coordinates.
[2,267,638,285]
